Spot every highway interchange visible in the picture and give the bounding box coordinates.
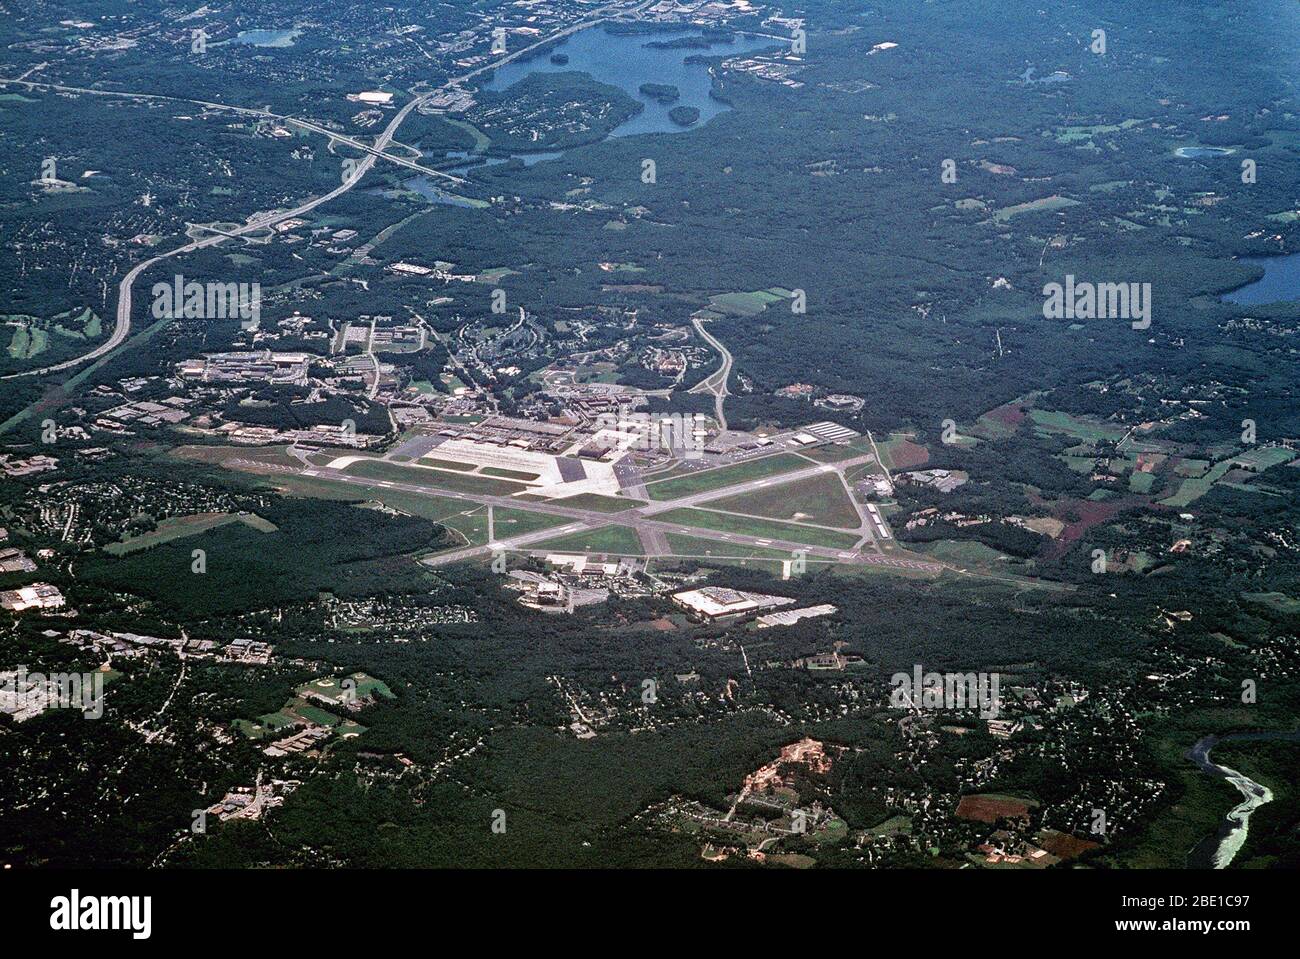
[0,0,655,382]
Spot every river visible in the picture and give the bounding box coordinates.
[1186,730,1300,868]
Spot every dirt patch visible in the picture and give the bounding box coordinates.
[956,794,1035,824]
[884,438,929,470]
[1036,829,1102,860]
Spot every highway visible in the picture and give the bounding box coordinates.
[1,0,653,382]
[689,315,733,430]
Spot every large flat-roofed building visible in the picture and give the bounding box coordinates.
[1,583,66,612]
[671,586,795,621]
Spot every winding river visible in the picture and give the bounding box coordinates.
[1186,730,1299,868]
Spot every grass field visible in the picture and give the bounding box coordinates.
[344,458,528,497]
[542,492,642,511]
[655,508,861,549]
[1128,470,1157,493]
[664,533,802,561]
[707,289,786,316]
[1159,459,1235,508]
[874,435,929,472]
[1029,409,1127,443]
[1231,447,1296,471]
[532,525,644,555]
[701,471,861,529]
[419,457,477,471]
[104,512,277,555]
[916,540,1009,565]
[481,466,541,481]
[644,453,808,501]
[798,438,873,462]
[175,443,304,470]
[491,507,572,539]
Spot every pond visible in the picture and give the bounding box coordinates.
[1221,252,1300,305]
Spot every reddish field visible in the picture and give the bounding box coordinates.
[955,794,1034,824]
[885,439,930,470]
[1034,495,1145,560]
[1036,830,1102,860]
[984,403,1027,428]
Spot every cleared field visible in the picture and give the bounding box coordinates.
[1243,591,1300,615]
[532,525,643,555]
[655,508,861,549]
[916,540,1008,565]
[1159,459,1234,508]
[269,473,479,521]
[174,443,302,471]
[491,507,571,539]
[707,289,785,316]
[664,533,802,561]
[955,793,1039,823]
[420,457,477,471]
[798,438,873,463]
[541,492,641,511]
[105,512,277,555]
[1232,447,1296,471]
[992,195,1080,222]
[644,453,808,501]
[875,435,929,471]
[482,466,541,481]
[701,471,860,529]
[1128,470,1156,493]
[1029,409,1127,442]
[343,458,528,496]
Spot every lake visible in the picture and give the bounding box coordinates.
[1222,252,1300,305]
[481,28,778,141]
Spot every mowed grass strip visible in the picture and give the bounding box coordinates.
[532,525,643,555]
[481,466,541,481]
[644,453,808,501]
[655,508,861,549]
[104,512,277,555]
[542,492,642,511]
[491,507,572,539]
[343,458,528,496]
[700,471,861,529]
[664,533,803,561]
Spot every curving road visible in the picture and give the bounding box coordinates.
[2,0,651,382]
[689,315,733,430]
